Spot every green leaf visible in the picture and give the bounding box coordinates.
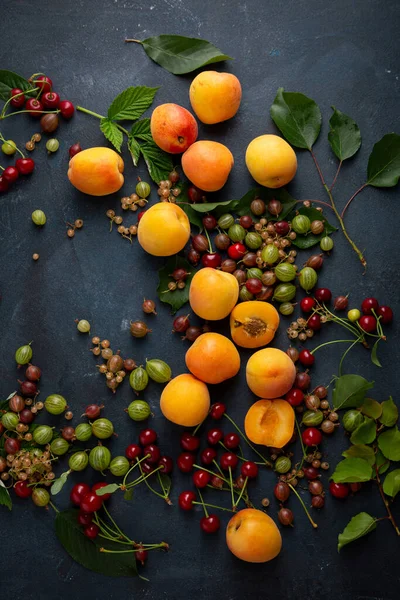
[51,471,69,496]
[128,134,141,167]
[124,488,134,501]
[350,417,376,445]
[0,481,12,510]
[380,396,398,427]
[100,118,123,152]
[270,88,321,150]
[135,34,232,75]
[332,374,374,410]
[338,512,377,552]
[383,469,400,498]
[130,118,152,142]
[287,206,337,249]
[107,86,158,121]
[378,427,400,461]
[55,509,137,577]
[95,483,120,496]
[360,398,382,420]
[139,140,173,184]
[180,202,203,230]
[0,70,34,102]
[342,444,375,466]
[375,449,390,474]
[328,107,361,161]
[157,256,196,314]
[190,199,239,214]
[370,339,382,367]
[158,472,172,497]
[367,133,400,187]
[331,457,373,483]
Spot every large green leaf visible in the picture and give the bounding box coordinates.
[367,133,400,187]
[139,141,173,184]
[130,118,152,142]
[342,444,375,466]
[378,427,400,461]
[157,256,196,314]
[328,107,361,161]
[360,398,382,420]
[350,417,376,445]
[383,469,400,498]
[0,481,12,510]
[270,88,321,150]
[107,86,158,121]
[331,457,373,483]
[100,118,123,153]
[131,34,232,75]
[287,206,336,249]
[380,396,398,427]
[128,135,141,167]
[332,374,374,410]
[0,70,34,102]
[338,512,377,552]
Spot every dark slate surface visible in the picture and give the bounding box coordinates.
[1,0,400,598]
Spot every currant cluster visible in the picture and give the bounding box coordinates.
[106,209,139,242]
[90,337,136,393]
[66,218,84,239]
[157,169,181,202]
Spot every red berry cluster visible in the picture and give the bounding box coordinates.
[125,428,173,476]
[70,481,109,538]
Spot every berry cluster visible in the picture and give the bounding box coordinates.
[157,169,181,202]
[89,337,136,393]
[66,218,84,239]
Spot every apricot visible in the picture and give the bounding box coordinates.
[244,399,295,448]
[181,141,234,192]
[150,103,198,154]
[189,268,239,320]
[68,147,124,196]
[226,508,282,563]
[246,347,296,398]
[160,373,210,427]
[230,301,279,349]
[245,134,297,188]
[185,332,240,384]
[189,71,242,124]
[138,202,190,256]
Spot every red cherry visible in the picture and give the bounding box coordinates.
[361,297,379,315]
[207,428,224,446]
[77,511,93,526]
[92,482,112,500]
[80,492,103,513]
[307,314,321,331]
[158,456,173,474]
[59,100,74,119]
[300,297,316,313]
[285,388,304,406]
[224,432,240,450]
[246,278,263,295]
[200,447,217,465]
[14,481,33,498]
[84,523,100,539]
[141,461,155,475]
[125,444,142,460]
[180,432,200,452]
[187,186,203,203]
[42,91,60,109]
[0,176,9,193]
[274,221,290,236]
[329,481,350,499]
[139,428,157,446]
[193,469,211,488]
[210,402,226,419]
[177,452,195,473]
[241,461,258,479]
[303,467,319,480]
[201,253,222,269]
[136,547,148,565]
[314,288,332,303]
[239,215,253,229]
[25,98,43,117]
[178,490,196,510]
[69,143,82,158]
[299,349,315,367]
[15,158,35,175]
[200,514,220,533]
[220,452,239,470]
[228,243,246,260]
[10,88,25,108]
[377,305,393,324]
[202,215,217,230]
[359,315,377,333]
[70,482,91,506]
[35,76,53,94]
[302,427,322,446]
[143,444,161,464]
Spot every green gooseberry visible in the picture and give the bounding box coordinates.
[291,214,311,234]
[92,418,114,439]
[342,409,364,432]
[136,180,151,198]
[127,400,151,422]
[75,423,93,442]
[145,359,171,383]
[31,210,47,226]
[109,456,130,477]
[279,302,295,316]
[299,267,318,291]
[275,456,292,474]
[2,140,17,155]
[44,394,67,415]
[15,343,33,365]
[320,236,334,251]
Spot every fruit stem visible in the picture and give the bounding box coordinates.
[197,488,209,518]
[223,413,272,467]
[374,465,400,535]
[48,500,59,513]
[310,339,356,355]
[341,183,368,218]
[203,227,214,253]
[233,476,248,510]
[94,514,129,542]
[0,109,59,121]
[228,467,235,509]
[213,459,225,478]
[0,87,40,118]
[137,463,169,501]
[193,500,235,513]
[123,454,150,487]
[338,338,362,376]
[0,131,25,158]
[295,199,335,212]
[157,471,171,504]
[102,504,128,540]
[310,150,326,185]
[329,160,342,191]
[125,39,143,44]
[288,483,318,529]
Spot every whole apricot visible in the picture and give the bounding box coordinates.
[244,398,295,448]
[182,141,234,192]
[246,347,296,398]
[150,103,198,154]
[160,373,210,426]
[189,268,239,320]
[189,71,242,124]
[185,332,240,384]
[226,508,282,563]
[138,203,190,256]
[230,301,279,349]
[245,134,297,188]
[68,147,124,196]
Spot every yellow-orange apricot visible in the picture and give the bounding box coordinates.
[160,373,210,427]
[246,347,296,398]
[189,268,239,321]
[185,332,240,384]
[189,71,242,124]
[150,103,198,154]
[138,202,190,256]
[230,301,279,349]
[226,508,282,563]
[244,399,295,448]
[245,134,297,188]
[181,141,234,192]
[68,147,124,196]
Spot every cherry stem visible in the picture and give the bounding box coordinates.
[48,500,59,513]
[228,467,235,509]
[0,109,59,121]
[122,454,150,487]
[223,413,272,467]
[76,106,129,136]
[203,227,214,253]
[213,459,225,478]
[329,160,342,191]
[338,338,362,376]
[310,339,357,355]
[314,303,360,337]
[193,500,235,513]
[341,183,368,219]
[288,483,318,529]
[0,87,40,118]
[374,465,400,535]
[102,504,128,540]
[218,440,248,462]
[197,488,209,518]
[233,477,248,510]
[137,462,170,502]
[95,516,129,543]
[125,39,143,44]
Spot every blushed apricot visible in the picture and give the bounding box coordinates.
[189,71,242,124]
[185,332,240,384]
[246,347,296,398]
[230,301,279,349]
[189,268,239,320]
[68,147,124,196]
[181,141,234,192]
[150,103,198,154]
[226,508,282,563]
[245,135,297,188]
[138,203,190,256]
[244,399,295,448]
[160,373,210,427]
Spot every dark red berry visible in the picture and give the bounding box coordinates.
[359,315,377,333]
[193,469,211,488]
[302,427,322,446]
[349,482,362,493]
[278,507,294,526]
[92,482,112,500]
[0,176,9,193]
[19,408,34,424]
[177,452,195,473]
[187,248,200,266]
[139,429,157,446]
[303,467,319,480]
[172,267,189,281]
[84,524,100,539]
[182,326,202,342]
[187,186,203,203]
[3,166,19,184]
[80,492,103,513]
[274,221,290,236]
[25,364,41,381]
[377,305,393,324]
[241,461,258,479]
[220,452,239,470]
[300,297,316,313]
[136,547,148,565]
[314,288,332,303]
[70,483,91,506]
[307,314,321,331]
[200,514,220,533]
[143,444,160,464]
[15,158,35,175]
[10,88,25,108]
[35,76,53,93]
[334,295,349,311]
[299,349,315,367]
[173,314,190,333]
[192,234,209,253]
[158,456,173,474]
[125,444,142,460]
[329,481,350,499]
[228,243,246,260]
[239,215,253,229]
[77,511,93,526]
[14,481,33,498]
[178,490,196,510]
[69,143,82,158]
[207,428,224,446]
[42,91,60,109]
[201,253,222,269]
[285,388,304,407]
[224,433,240,450]
[361,297,379,315]
[210,403,226,420]
[201,447,217,465]
[141,462,155,475]
[180,432,200,452]
[202,215,217,230]
[211,475,224,489]
[294,372,311,390]
[83,404,103,419]
[25,98,43,117]
[274,482,290,502]
[59,100,74,119]
[311,495,325,509]
[246,278,263,295]
[4,438,20,454]
[19,380,37,396]
[137,211,145,222]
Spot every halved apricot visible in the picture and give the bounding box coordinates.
[244,399,295,448]
[230,301,279,349]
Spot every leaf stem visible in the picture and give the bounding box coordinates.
[223,413,272,467]
[338,338,362,376]
[295,199,335,213]
[341,183,368,218]
[330,160,342,191]
[311,339,356,355]
[288,483,318,529]
[76,106,105,120]
[374,464,400,535]
[310,150,326,185]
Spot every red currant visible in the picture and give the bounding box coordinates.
[224,433,240,450]
[187,186,203,203]
[302,427,322,446]
[125,444,142,460]
[70,482,91,506]
[359,315,377,333]
[77,511,93,526]
[158,456,173,474]
[201,447,217,465]
[274,221,290,236]
[35,76,53,94]
[80,492,103,513]
[42,91,60,109]
[177,452,195,473]
[207,428,224,445]
[361,297,379,315]
[143,444,161,464]
[211,403,226,419]
[92,482,112,500]
[239,215,253,229]
[15,158,35,175]
[201,253,222,269]
[300,297,316,313]
[246,278,263,295]
[200,514,220,533]
[14,481,33,498]
[178,490,196,510]
[329,481,350,499]
[285,387,304,406]
[228,243,246,260]
[193,469,211,488]
[69,143,82,158]
[220,452,239,470]
[303,466,319,480]
[139,429,157,446]
[136,547,148,565]
[25,98,43,117]
[241,461,258,478]
[0,176,9,193]
[202,215,217,230]
[307,314,321,331]
[10,88,25,108]
[314,288,332,303]
[299,349,315,367]
[180,432,200,452]
[59,100,75,119]
[377,305,393,324]
[84,523,100,539]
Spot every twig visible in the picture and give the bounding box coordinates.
[374,465,400,535]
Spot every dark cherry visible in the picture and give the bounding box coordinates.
[10,88,25,108]
[139,428,157,446]
[0,176,9,193]
[15,158,35,175]
[200,447,217,465]
[141,461,155,475]
[285,388,304,407]
[300,297,316,313]
[59,100,75,119]
[158,456,173,474]
[178,490,196,510]
[143,444,161,464]
[210,403,226,420]
[207,428,224,446]
[329,481,350,499]
[200,514,220,533]
[69,143,82,158]
[3,166,19,184]
[224,433,240,450]
[187,186,203,203]
[42,91,60,109]
[84,524,100,539]
[77,511,93,526]
[314,288,332,303]
[274,221,290,236]
[70,482,91,506]
[202,215,217,230]
[361,297,379,315]
[349,482,362,493]
[220,452,239,470]
[177,452,195,473]
[136,548,148,566]
[299,349,315,367]
[302,427,322,446]
[241,461,258,479]
[25,98,43,117]
[228,243,246,260]
[14,481,33,498]
[35,75,53,93]
[193,469,211,488]
[125,444,142,460]
[307,314,321,331]
[180,432,200,452]
[201,253,222,269]
[359,315,377,333]
[377,305,393,324]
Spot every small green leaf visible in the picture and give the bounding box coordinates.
[383,469,400,498]
[331,457,373,483]
[128,134,141,166]
[332,374,374,410]
[130,118,152,142]
[370,339,382,368]
[124,488,134,501]
[350,417,376,445]
[134,34,232,75]
[287,206,337,249]
[380,396,398,427]
[328,107,361,161]
[338,512,377,552]
[360,398,382,420]
[95,483,120,496]
[270,88,321,150]
[107,86,158,121]
[0,70,34,102]
[378,427,400,461]
[51,471,69,496]
[179,202,203,231]
[158,472,172,497]
[190,199,239,214]
[157,256,196,314]
[0,481,12,510]
[375,449,390,474]
[100,118,123,152]
[342,444,375,466]
[139,140,173,184]
[367,133,400,187]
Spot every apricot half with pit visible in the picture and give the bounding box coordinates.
[230,301,279,349]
